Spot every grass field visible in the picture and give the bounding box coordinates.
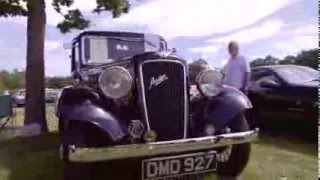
[0,106,317,180]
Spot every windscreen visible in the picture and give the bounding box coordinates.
[275,66,318,83]
[82,35,161,64]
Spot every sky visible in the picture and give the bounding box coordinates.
[0,0,318,77]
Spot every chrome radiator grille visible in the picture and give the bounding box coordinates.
[139,60,187,141]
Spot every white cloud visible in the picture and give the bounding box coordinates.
[292,24,318,36]
[45,40,61,52]
[187,18,285,64]
[190,19,317,63]
[101,0,296,40]
[206,19,285,44]
[45,47,71,76]
[274,35,318,55]
[0,16,27,25]
[189,46,220,54]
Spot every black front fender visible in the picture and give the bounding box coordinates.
[58,103,126,141]
[204,85,252,129]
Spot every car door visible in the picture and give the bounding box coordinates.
[249,69,289,119]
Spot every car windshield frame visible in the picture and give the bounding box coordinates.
[78,34,163,66]
[274,66,318,83]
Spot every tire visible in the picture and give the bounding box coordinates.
[216,113,251,177]
[61,121,92,180]
[61,120,127,180]
[246,107,259,130]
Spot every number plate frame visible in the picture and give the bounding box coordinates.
[142,151,217,180]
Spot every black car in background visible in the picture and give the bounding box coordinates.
[248,65,318,135]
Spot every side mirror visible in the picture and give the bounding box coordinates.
[260,80,279,88]
[172,48,177,53]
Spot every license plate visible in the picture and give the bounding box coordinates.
[142,151,217,179]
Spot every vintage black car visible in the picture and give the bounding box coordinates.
[56,31,258,180]
[248,65,318,134]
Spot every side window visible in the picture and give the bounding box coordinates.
[251,69,279,87]
[256,73,279,86]
[72,42,80,71]
[252,69,272,81]
[160,41,167,52]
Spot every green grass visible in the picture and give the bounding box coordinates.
[243,135,317,180]
[0,106,317,180]
[0,133,61,180]
[10,105,58,132]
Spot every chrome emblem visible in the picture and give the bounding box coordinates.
[116,44,129,51]
[148,74,168,90]
[128,120,144,139]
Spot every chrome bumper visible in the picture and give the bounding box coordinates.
[68,129,259,162]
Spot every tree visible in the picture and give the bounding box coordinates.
[0,69,25,91]
[294,49,318,69]
[250,49,317,69]
[0,0,130,132]
[47,76,70,89]
[280,55,296,65]
[1,69,24,90]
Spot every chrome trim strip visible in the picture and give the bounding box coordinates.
[68,129,258,162]
[139,59,188,137]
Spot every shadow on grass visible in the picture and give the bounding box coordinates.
[0,133,61,180]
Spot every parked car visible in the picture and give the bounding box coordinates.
[56,31,258,179]
[13,88,61,107]
[45,88,60,103]
[2,90,10,95]
[248,65,318,133]
[13,89,25,107]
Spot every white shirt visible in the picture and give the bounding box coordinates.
[223,55,250,89]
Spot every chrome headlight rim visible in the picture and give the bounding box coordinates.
[196,68,222,97]
[98,66,133,99]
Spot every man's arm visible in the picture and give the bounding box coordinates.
[243,72,251,87]
[242,57,251,89]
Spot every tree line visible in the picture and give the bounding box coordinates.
[250,49,318,69]
[1,48,317,92]
[0,70,70,92]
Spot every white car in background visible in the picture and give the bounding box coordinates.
[14,88,61,107]
[13,89,25,107]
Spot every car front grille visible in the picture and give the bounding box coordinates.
[140,60,187,141]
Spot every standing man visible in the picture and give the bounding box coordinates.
[220,41,251,180]
[223,41,251,94]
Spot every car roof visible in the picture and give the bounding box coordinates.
[73,30,165,43]
[251,64,306,71]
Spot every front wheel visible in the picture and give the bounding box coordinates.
[216,113,251,178]
[60,120,132,180]
[61,121,92,180]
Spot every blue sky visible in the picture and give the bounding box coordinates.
[0,0,318,76]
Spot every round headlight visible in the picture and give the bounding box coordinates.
[196,69,222,97]
[99,66,133,99]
